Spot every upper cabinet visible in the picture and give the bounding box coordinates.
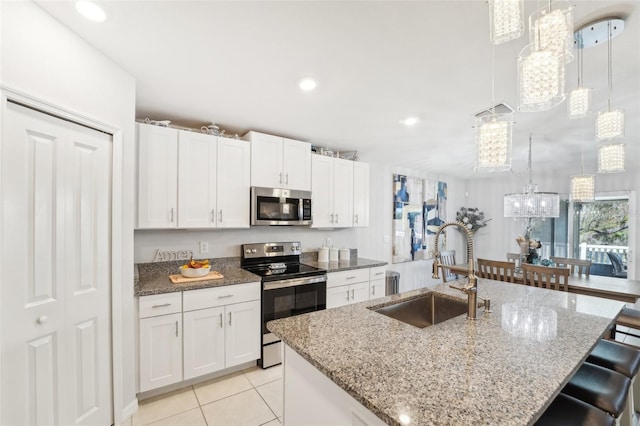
[245,131,311,191]
[311,155,354,228]
[352,162,370,227]
[137,122,250,229]
[137,124,179,228]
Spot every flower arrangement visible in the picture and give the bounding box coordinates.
[456,207,490,231]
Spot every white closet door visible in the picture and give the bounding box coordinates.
[1,102,112,426]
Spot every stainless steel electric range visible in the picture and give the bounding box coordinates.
[241,242,326,368]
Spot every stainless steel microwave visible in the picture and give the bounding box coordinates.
[251,187,312,226]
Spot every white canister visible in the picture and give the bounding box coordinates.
[329,247,339,262]
[339,248,350,261]
[318,247,329,263]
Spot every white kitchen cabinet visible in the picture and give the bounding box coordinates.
[245,131,311,191]
[216,137,251,228]
[225,300,261,367]
[137,122,250,229]
[137,123,178,228]
[352,162,370,227]
[327,281,370,309]
[139,313,183,392]
[327,267,387,308]
[177,131,217,228]
[370,279,385,299]
[311,155,354,228]
[182,306,225,380]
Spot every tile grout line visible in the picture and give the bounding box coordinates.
[192,384,210,426]
[245,369,281,425]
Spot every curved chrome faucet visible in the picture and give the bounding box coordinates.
[432,221,479,320]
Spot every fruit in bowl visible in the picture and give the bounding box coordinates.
[180,259,211,278]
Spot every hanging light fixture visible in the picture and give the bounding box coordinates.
[475,40,513,172]
[596,19,625,140]
[568,32,591,118]
[504,134,560,218]
[598,143,625,173]
[489,0,524,45]
[529,2,574,62]
[570,119,595,202]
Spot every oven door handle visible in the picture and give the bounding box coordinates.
[263,275,327,291]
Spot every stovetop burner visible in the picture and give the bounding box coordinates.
[240,241,325,282]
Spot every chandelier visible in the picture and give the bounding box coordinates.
[529,2,574,62]
[598,143,625,173]
[489,0,524,45]
[504,135,560,218]
[596,19,625,140]
[568,33,591,118]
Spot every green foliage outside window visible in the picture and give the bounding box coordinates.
[578,200,628,246]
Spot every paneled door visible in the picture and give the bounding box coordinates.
[1,101,112,425]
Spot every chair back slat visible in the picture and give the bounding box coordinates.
[522,264,570,291]
[439,250,459,283]
[477,258,516,283]
[506,253,521,263]
[550,257,591,278]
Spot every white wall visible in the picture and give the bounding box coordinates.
[465,169,639,279]
[0,1,137,422]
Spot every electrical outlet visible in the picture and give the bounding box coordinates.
[199,241,209,254]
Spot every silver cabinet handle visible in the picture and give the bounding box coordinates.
[355,214,358,224]
[175,321,178,337]
[285,173,289,184]
[350,289,355,300]
[37,315,48,325]
[219,313,223,328]
[372,286,375,296]
[279,172,283,184]
[375,272,384,276]
[170,208,174,223]
[346,290,350,301]
[152,303,171,308]
[330,213,334,223]
[346,276,356,280]
[219,210,222,223]
[335,213,339,224]
[228,312,232,326]
[218,294,233,299]
[211,209,215,223]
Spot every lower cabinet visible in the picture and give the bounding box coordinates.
[327,281,369,308]
[326,266,387,309]
[139,282,261,392]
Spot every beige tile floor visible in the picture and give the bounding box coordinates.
[124,365,283,426]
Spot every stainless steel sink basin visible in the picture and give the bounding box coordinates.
[372,293,467,328]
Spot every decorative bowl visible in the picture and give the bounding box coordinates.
[180,265,211,278]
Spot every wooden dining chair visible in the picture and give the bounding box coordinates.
[522,264,570,291]
[439,250,460,283]
[550,256,592,278]
[477,258,516,283]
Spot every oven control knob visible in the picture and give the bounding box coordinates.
[251,249,257,253]
[245,249,250,254]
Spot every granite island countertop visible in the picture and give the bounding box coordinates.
[268,279,625,426]
[135,259,260,296]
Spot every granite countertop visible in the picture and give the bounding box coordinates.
[303,257,387,272]
[135,259,260,297]
[268,279,625,426]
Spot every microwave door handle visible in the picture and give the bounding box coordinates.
[299,199,303,222]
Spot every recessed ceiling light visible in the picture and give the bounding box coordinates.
[75,0,107,22]
[299,77,317,92]
[402,116,419,127]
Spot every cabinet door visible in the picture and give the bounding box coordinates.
[352,162,370,228]
[177,131,217,228]
[249,132,283,188]
[217,138,250,228]
[311,155,334,228]
[332,158,354,228]
[283,138,311,191]
[370,279,385,300]
[225,300,261,368]
[350,281,370,304]
[139,313,182,392]
[326,284,351,309]
[137,123,178,228]
[183,307,225,380]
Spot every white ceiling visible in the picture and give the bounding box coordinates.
[36,0,639,179]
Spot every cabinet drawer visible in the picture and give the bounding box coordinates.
[183,282,260,312]
[139,292,182,318]
[327,268,369,288]
[369,266,387,281]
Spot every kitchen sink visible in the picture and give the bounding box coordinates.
[372,293,468,328]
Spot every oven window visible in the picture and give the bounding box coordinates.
[262,283,326,334]
[257,197,300,221]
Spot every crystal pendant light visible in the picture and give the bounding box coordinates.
[504,135,560,218]
[529,2,574,63]
[476,40,513,172]
[489,0,524,45]
[568,34,591,118]
[596,19,624,140]
[598,143,625,173]
[517,44,565,111]
[570,122,595,202]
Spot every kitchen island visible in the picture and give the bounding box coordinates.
[268,279,625,425]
